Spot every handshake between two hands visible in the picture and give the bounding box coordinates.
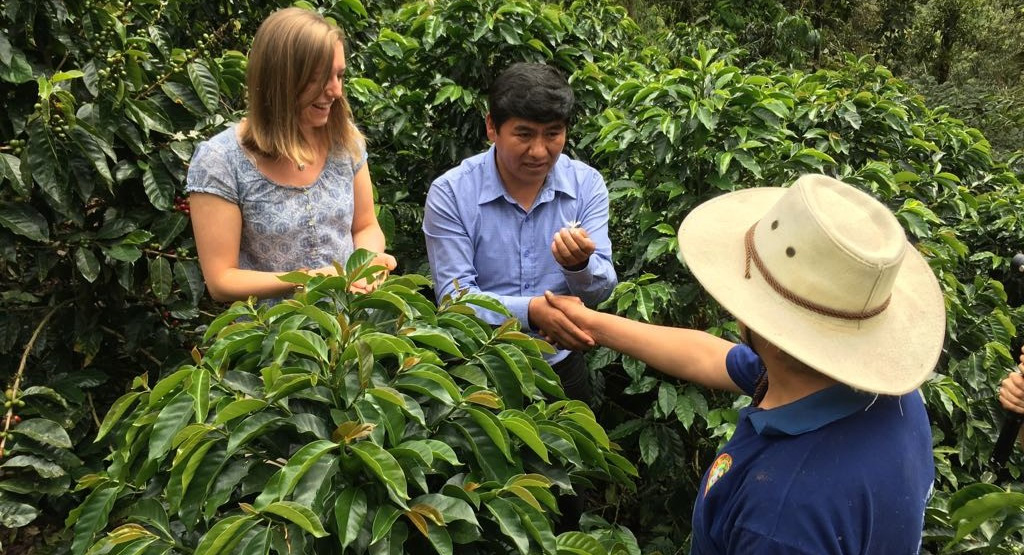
[531,291,596,352]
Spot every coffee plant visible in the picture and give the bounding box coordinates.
[67,251,637,554]
[3,0,1024,553]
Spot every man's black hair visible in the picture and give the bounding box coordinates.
[488,62,575,131]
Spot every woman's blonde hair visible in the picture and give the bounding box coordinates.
[241,7,364,166]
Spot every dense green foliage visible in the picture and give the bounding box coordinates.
[625,0,1024,158]
[72,252,637,553]
[2,0,1024,553]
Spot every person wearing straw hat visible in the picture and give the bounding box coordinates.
[544,174,945,554]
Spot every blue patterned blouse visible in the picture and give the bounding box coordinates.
[185,125,366,273]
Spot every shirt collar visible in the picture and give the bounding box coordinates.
[745,384,876,436]
[477,146,507,204]
[476,145,576,206]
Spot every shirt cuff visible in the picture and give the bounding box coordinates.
[504,295,533,332]
[561,259,595,289]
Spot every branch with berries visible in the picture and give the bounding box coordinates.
[0,303,67,459]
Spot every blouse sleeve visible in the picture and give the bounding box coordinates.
[185,140,239,204]
[352,145,368,174]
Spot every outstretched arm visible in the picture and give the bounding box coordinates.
[528,294,595,351]
[545,292,741,392]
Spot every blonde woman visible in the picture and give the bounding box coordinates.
[186,7,395,302]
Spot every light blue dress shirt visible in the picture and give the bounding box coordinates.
[423,145,617,363]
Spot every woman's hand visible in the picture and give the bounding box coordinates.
[350,252,397,293]
[307,265,340,277]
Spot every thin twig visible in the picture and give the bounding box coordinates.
[87,391,101,429]
[141,248,193,261]
[1,303,68,458]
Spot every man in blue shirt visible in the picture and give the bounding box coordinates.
[544,174,945,554]
[423,63,617,404]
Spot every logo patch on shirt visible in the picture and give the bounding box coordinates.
[704,453,733,497]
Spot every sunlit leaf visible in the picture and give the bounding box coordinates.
[11,418,72,449]
[462,406,512,462]
[193,514,258,555]
[253,440,338,508]
[335,486,368,550]
[349,441,410,505]
[96,392,143,442]
[499,411,549,463]
[261,501,328,538]
[147,391,195,462]
[69,484,121,555]
[371,504,402,545]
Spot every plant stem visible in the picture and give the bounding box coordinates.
[1,302,67,458]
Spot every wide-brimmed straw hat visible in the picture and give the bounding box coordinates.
[677,174,945,395]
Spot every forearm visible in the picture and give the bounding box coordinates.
[204,267,301,302]
[563,255,617,307]
[584,311,740,392]
[350,163,387,256]
[352,223,387,254]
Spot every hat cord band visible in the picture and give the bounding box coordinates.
[743,225,890,320]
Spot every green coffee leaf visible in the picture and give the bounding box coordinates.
[499,411,549,463]
[335,486,368,550]
[349,441,410,505]
[193,515,259,555]
[253,440,338,508]
[484,497,530,555]
[261,501,328,538]
[11,418,72,449]
[0,202,49,242]
[462,406,512,462]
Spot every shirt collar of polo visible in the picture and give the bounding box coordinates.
[477,145,576,206]
[746,383,876,436]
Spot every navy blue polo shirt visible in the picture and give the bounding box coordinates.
[690,345,933,554]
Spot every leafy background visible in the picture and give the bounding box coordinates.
[1,0,1024,553]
